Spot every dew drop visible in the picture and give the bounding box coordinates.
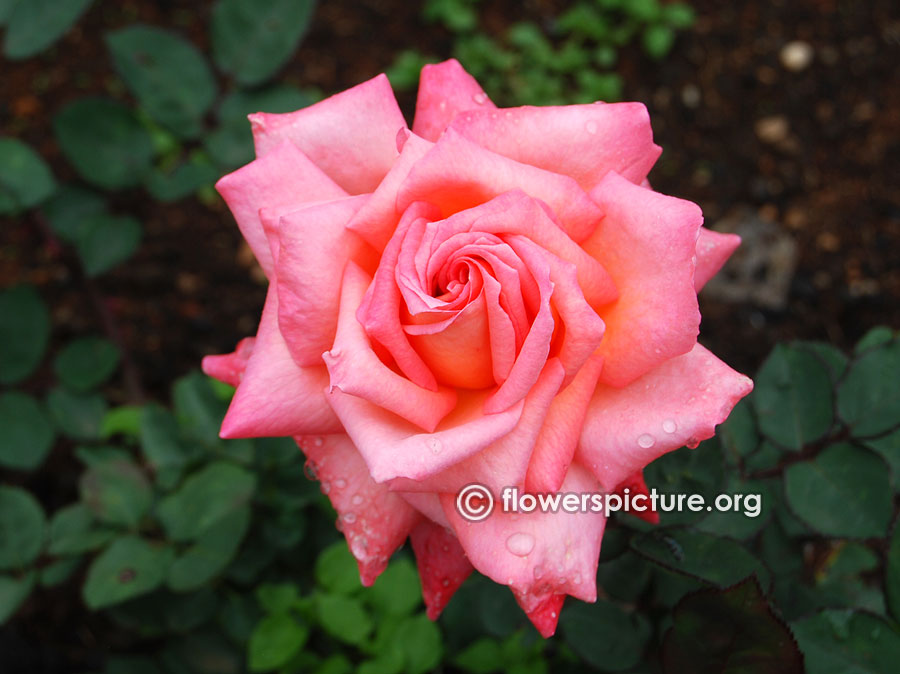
[313,436,324,447]
[427,437,443,454]
[334,478,347,489]
[533,565,545,579]
[321,481,331,494]
[350,535,368,559]
[441,578,450,587]
[351,494,364,506]
[472,92,487,105]
[663,419,678,434]
[585,120,598,134]
[573,574,582,585]
[303,460,318,480]
[506,532,535,557]
[637,433,656,449]
[342,512,356,524]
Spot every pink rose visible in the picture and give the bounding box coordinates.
[203,60,752,637]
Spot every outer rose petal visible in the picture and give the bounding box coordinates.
[577,343,754,492]
[202,337,255,388]
[219,287,342,438]
[216,141,347,276]
[582,172,702,387]
[250,74,407,194]
[449,102,661,190]
[441,463,606,638]
[614,470,659,525]
[410,520,474,619]
[694,228,741,291]
[397,128,604,243]
[297,434,421,586]
[412,59,496,142]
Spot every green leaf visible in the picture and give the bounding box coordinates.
[167,505,250,591]
[248,613,309,672]
[139,405,193,489]
[454,638,503,674]
[315,593,373,645]
[719,398,760,463]
[0,571,36,624]
[642,439,724,525]
[79,457,152,528]
[48,503,116,556]
[42,185,108,243]
[46,387,107,440]
[256,582,300,614]
[560,600,651,671]
[0,137,56,214]
[54,337,120,391]
[172,371,229,447]
[784,443,893,538]
[695,478,771,540]
[838,338,900,437]
[0,284,50,385]
[596,551,652,602]
[0,0,17,25]
[0,391,55,471]
[83,536,172,609]
[796,340,849,383]
[40,556,82,587]
[106,25,216,138]
[791,609,900,673]
[315,540,362,594]
[75,214,142,277]
[211,0,317,86]
[2,0,92,59]
[365,557,421,616]
[631,527,771,589]
[662,577,802,673]
[157,461,256,541]
[663,3,695,28]
[886,516,900,621]
[144,160,219,202]
[754,344,835,451]
[0,486,46,570]
[855,326,895,353]
[54,97,155,190]
[101,405,143,439]
[863,428,900,490]
[642,24,675,59]
[395,613,443,674]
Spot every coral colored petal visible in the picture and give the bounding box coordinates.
[215,141,346,276]
[398,129,604,243]
[577,343,754,491]
[694,228,741,291]
[582,172,702,387]
[525,594,567,638]
[296,434,421,586]
[201,337,256,388]
[250,74,407,195]
[265,195,377,367]
[525,354,604,494]
[412,59,496,142]
[614,470,659,525]
[324,262,458,432]
[220,287,342,438]
[410,519,474,620]
[399,492,451,528]
[449,102,661,190]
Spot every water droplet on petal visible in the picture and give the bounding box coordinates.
[663,419,677,434]
[638,433,656,449]
[441,578,450,587]
[506,532,535,557]
[321,481,331,494]
[533,565,545,579]
[351,494,363,506]
[350,535,368,559]
[573,574,582,585]
[585,120,598,134]
[313,436,324,447]
[334,478,347,489]
[472,92,487,105]
[427,437,443,454]
[342,512,356,524]
[303,460,318,480]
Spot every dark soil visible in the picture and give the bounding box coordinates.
[1,0,898,670]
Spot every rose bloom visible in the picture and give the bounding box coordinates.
[203,60,752,637]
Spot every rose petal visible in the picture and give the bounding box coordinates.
[216,141,346,276]
[219,287,342,438]
[201,337,256,388]
[297,433,421,586]
[613,470,659,525]
[409,519,474,619]
[576,343,754,491]
[397,128,604,243]
[324,262,458,432]
[250,74,407,194]
[582,172,703,387]
[694,228,741,291]
[449,102,661,190]
[412,59,496,142]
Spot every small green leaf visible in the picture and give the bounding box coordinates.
[54,337,120,391]
[855,326,895,353]
[791,609,900,673]
[663,3,695,28]
[560,600,651,672]
[754,344,834,451]
[0,487,46,570]
[42,185,108,243]
[2,0,93,59]
[365,557,421,616]
[0,391,55,471]
[718,397,760,462]
[315,541,362,595]
[0,137,56,214]
[394,613,443,674]
[248,613,309,672]
[784,443,893,538]
[642,24,675,59]
[76,214,142,277]
[0,0,17,24]
[256,583,300,615]
[172,372,228,447]
[0,284,50,385]
[83,536,172,609]
[157,461,256,541]
[838,338,900,438]
[79,457,152,528]
[101,405,143,439]
[211,0,317,86]
[315,593,373,645]
[596,551,652,602]
[662,577,802,673]
[106,25,216,138]
[0,571,36,624]
[642,439,724,525]
[167,506,251,592]
[48,503,116,556]
[40,557,82,588]
[46,387,107,440]
[144,160,219,202]
[886,517,900,621]
[454,638,503,674]
[54,97,155,190]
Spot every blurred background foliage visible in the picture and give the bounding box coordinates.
[1,0,899,672]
